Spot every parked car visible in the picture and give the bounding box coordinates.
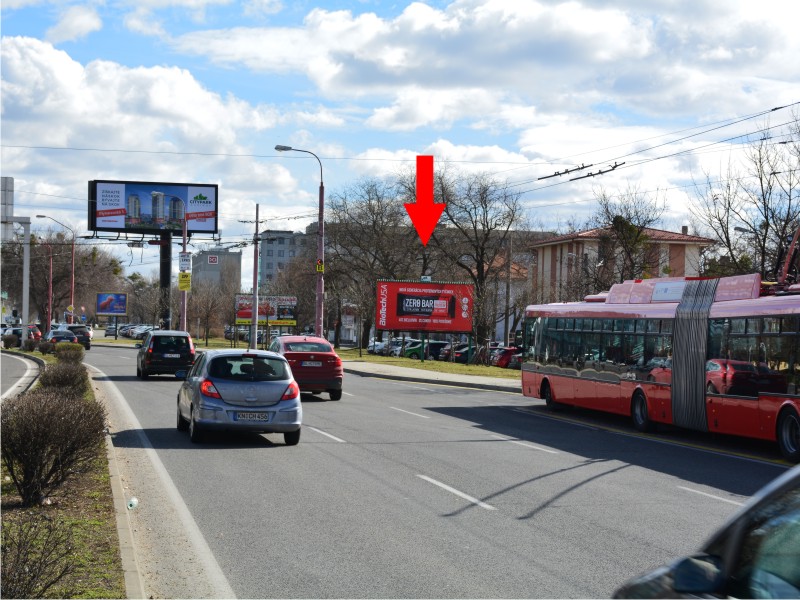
[507,352,522,370]
[176,349,302,445]
[390,338,420,357]
[55,323,91,349]
[6,326,36,346]
[44,330,79,345]
[268,335,343,400]
[105,324,117,337]
[136,330,196,378]
[705,358,787,396]
[613,463,800,599]
[27,324,42,341]
[403,340,448,360]
[491,346,520,368]
[452,343,476,364]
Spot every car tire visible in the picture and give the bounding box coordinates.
[632,392,654,433]
[284,428,301,446]
[189,406,204,443]
[140,366,149,379]
[136,364,142,379]
[777,407,800,462]
[329,389,342,401]
[177,402,189,432]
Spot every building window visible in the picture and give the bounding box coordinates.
[278,262,284,270]
[278,238,285,245]
[290,238,296,245]
[289,250,295,257]
[278,250,284,257]
[265,262,273,270]
[266,249,273,256]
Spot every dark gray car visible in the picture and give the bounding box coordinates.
[614,464,800,599]
[136,330,195,378]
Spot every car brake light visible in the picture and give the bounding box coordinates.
[200,379,222,399]
[327,356,342,366]
[281,381,300,401]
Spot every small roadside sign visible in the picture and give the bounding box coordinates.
[179,252,191,271]
[178,272,191,291]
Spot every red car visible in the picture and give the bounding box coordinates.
[705,359,787,396]
[268,335,343,400]
[491,347,520,368]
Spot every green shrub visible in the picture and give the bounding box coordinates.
[38,362,90,398]
[23,339,37,352]
[53,342,84,363]
[1,512,76,599]
[1,389,107,506]
[38,341,55,355]
[2,334,19,349]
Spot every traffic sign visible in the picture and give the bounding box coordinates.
[178,272,191,291]
[179,252,191,272]
[316,259,324,273]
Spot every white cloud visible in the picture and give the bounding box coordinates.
[45,5,103,44]
[242,0,283,19]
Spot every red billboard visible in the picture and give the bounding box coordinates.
[376,280,474,333]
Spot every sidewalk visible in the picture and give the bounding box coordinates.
[342,359,521,393]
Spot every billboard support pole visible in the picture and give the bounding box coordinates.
[180,219,188,332]
[160,231,172,329]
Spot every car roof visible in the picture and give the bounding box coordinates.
[202,348,286,360]
[276,335,329,343]
[148,329,191,336]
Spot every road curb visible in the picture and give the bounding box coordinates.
[104,431,147,599]
[342,365,520,393]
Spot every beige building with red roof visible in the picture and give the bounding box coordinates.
[531,225,715,303]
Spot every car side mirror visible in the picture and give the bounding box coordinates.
[135,343,142,349]
[673,554,725,594]
[175,370,188,380]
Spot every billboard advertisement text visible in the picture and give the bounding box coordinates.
[235,295,298,326]
[96,293,128,316]
[375,281,473,333]
[88,180,219,235]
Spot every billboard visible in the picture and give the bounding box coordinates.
[376,280,474,333]
[235,295,298,326]
[96,292,128,316]
[88,180,219,235]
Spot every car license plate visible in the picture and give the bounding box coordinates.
[164,353,180,358]
[236,412,270,422]
[302,361,322,367]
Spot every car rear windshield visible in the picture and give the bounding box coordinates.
[284,342,332,352]
[152,335,190,351]
[208,356,287,381]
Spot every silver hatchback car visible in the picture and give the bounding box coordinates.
[176,349,302,445]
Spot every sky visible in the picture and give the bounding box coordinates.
[2,0,800,290]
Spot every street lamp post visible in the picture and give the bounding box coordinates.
[36,215,75,324]
[275,144,325,338]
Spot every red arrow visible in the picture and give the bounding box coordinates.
[405,155,444,246]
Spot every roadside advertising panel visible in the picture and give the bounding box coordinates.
[88,180,219,235]
[96,293,128,316]
[375,280,474,333]
[235,295,297,326]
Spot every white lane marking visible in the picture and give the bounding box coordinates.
[390,406,431,419]
[307,426,346,443]
[417,475,497,511]
[490,434,558,454]
[87,365,237,599]
[385,381,435,392]
[342,391,354,397]
[678,486,744,506]
[116,356,132,360]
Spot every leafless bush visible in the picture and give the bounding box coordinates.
[38,362,90,398]
[3,334,19,349]
[1,511,76,598]
[23,339,37,352]
[1,389,107,506]
[38,341,55,355]
[53,342,84,363]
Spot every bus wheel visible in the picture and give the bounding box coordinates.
[632,392,654,433]
[777,408,800,463]
[542,382,560,411]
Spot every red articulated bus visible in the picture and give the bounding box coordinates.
[520,273,800,462]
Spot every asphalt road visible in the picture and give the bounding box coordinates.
[83,345,789,599]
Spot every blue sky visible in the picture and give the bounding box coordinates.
[2,0,799,288]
